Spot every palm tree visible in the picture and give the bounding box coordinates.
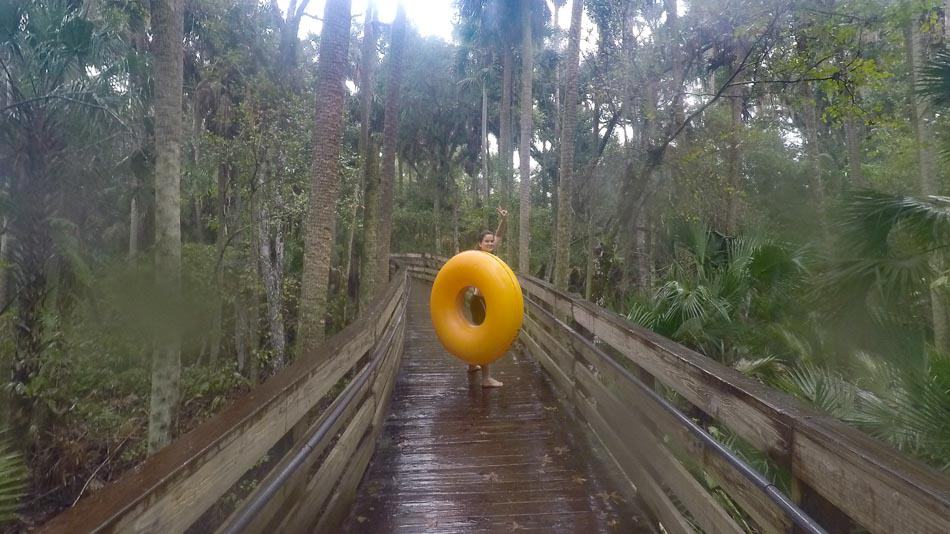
[376,5,407,287]
[297,0,352,353]
[0,0,134,447]
[517,0,534,273]
[149,0,185,454]
[358,5,380,310]
[553,0,583,289]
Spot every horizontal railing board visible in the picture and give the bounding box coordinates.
[574,388,695,534]
[280,397,376,532]
[574,362,746,534]
[42,269,408,534]
[529,295,791,533]
[217,350,379,534]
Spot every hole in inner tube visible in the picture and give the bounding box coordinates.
[456,286,486,326]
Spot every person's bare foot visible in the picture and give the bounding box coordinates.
[467,364,481,372]
[481,377,503,387]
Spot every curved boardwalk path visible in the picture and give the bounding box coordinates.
[341,280,651,532]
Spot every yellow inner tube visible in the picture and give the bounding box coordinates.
[429,251,524,365]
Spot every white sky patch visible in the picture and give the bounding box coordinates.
[278,0,456,42]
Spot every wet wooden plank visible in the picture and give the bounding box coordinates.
[341,280,651,533]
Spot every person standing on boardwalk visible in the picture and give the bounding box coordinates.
[468,207,508,387]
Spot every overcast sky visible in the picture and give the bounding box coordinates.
[276,1,581,43]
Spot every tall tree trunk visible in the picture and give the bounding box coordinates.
[148,0,184,455]
[210,164,228,364]
[905,18,948,351]
[500,47,514,260]
[553,4,561,147]
[725,58,743,234]
[358,7,379,310]
[279,0,313,78]
[554,0,582,289]
[481,78,490,202]
[193,195,204,243]
[666,0,686,130]
[518,2,533,273]
[0,217,8,308]
[434,175,442,256]
[256,169,287,368]
[585,211,595,300]
[802,82,828,234]
[452,201,460,255]
[297,0,352,354]
[844,116,866,187]
[342,202,358,322]
[247,190,262,383]
[376,6,405,288]
[128,197,139,259]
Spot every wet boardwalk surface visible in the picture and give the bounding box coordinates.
[341,280,650,532]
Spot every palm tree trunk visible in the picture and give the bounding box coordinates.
[358,7,379,311]
[554,0,583,289]
[725,62,742,234]
[500,47,513,260]
[434,175,442,256]
[585,211,595,300]
[210,164,228,364]
[481,78,489,202]
[802,82,828,235]
[377,4,405,281]
[518,2,533,273]
[128,197,139,259]
[148,0,184,455]
[298,0,352,355]
[0,217,9,307]
[905,18,948,351]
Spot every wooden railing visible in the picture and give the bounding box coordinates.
[394,253,950,534]
[41,267,409,534]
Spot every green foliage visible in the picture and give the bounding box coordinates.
[0,430,27,525]
[921,50,950,108]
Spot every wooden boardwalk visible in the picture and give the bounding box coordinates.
[341,280,650,532]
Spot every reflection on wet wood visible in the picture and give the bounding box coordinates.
[341,280,650,532]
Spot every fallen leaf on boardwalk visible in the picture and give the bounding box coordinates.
[510,521,525,531]
[482,471,500,482]
[356,516,368,523]
[554,446,568,455]
[425,518,439,528]
[597,491,625,504]
[541,454,552,466]
[544,406,557,412]
[479,431,488,435]
[607,518,618,527]
[572,474,587,484]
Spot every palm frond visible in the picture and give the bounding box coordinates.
[836,190,950,256]
[920,50,950,108]
[780,363,857,419]
[0,431,27,524]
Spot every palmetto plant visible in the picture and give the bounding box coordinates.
[1,0,133,440]
[920,50,950,107]
[626,221,808,363]
[631,211,950,470]
[0,429,27,524]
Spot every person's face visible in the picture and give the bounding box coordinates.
[479,233,495,252]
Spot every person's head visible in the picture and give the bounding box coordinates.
[476,230,495,252]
